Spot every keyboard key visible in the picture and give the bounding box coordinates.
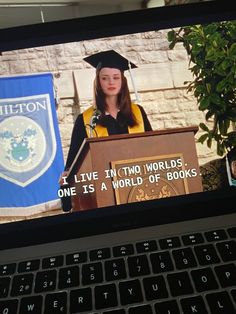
[167,271,193,297]
[159,237,181,249]
[180,296,208,314]
[205,229,228,242]
[18,260,40,273]
[0,263,16,276]
[58,266,80,289]
[20,295,43,314]
[66,251,87,265]
[172,248,197,270]
[128,255,150,277]
[216,240,236,262]
[105,259,127,281]
[143,275,168,301]
[113,244,134,257]
[155,300,180,314]
[136,240,157,253]
[35,270,57,293]
[194,244,220,265]
[0,277,10,298]
[215,263,236,288]
[82,262,103,285]
[90,248,111,261]
[182,233,204,245]
[206,291,236,314]
[191,267,219,292]
[119,279,143,305]
[95,283,118,310]
[129,304,153,314]
[42,256,64,269]
[11,273,33,296]
[45,292,67,314]
[70,288,92,313]
[103,310,125,314]
[0,299,18,314]
[228,227,236,238]
[150,251,174,273]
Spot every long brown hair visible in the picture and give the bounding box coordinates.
[93,68,137,127]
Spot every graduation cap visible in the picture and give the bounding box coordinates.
[83,50,140,102]
[83,50,137,72]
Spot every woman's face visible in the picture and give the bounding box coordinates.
[231,160,236,178]
[99,67,122,97]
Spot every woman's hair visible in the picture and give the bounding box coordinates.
[93,68,137,127]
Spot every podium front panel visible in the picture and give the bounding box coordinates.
[70,128,202,211]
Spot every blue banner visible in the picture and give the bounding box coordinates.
[0,73,64,214]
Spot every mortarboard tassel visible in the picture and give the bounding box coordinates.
[128,61,140,104]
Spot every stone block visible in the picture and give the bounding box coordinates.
[177,101,198,112]
[54,71,75,99]
[164,89,182,99]
[73,68,95,100]
[9,60,30,74]
[159,101,179,113]
[127,64,174,92]
[185,111,205,125]
[164,119,186,128]
[64,42,83,57]
[0,62,9,75]
[170,61,193,88]
[83,40,108,55]
[141,91,164,102]
[142,102,160,115]
[29,59,52,73]
[140,51,169,63]
[1,51,19,61]
[167,50,188,62]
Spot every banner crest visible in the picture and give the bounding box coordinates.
[0,94,57,187]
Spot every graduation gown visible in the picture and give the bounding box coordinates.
[65,104,152,170]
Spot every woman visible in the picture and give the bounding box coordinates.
[65,50,152,171]
[60,50,152,211]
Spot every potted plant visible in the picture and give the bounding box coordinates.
[167,20,236,157]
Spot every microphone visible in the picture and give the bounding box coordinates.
[89,109,101,137]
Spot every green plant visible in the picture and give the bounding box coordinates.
[167,21,236,156]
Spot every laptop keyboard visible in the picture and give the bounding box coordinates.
[0,227,236,313]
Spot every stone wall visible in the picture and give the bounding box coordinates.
[0,29,218,166]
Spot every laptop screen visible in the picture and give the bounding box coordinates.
[0,2,235,240]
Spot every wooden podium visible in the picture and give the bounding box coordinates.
[67,127,202,211]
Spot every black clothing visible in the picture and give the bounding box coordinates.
[65,105,152,170]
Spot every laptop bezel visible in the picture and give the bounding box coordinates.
[0,1,236,250]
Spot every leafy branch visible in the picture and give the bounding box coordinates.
[168,21,236,156]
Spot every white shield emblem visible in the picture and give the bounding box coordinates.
[0,94,56,187]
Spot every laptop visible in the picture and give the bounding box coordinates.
[0,1,236,313]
